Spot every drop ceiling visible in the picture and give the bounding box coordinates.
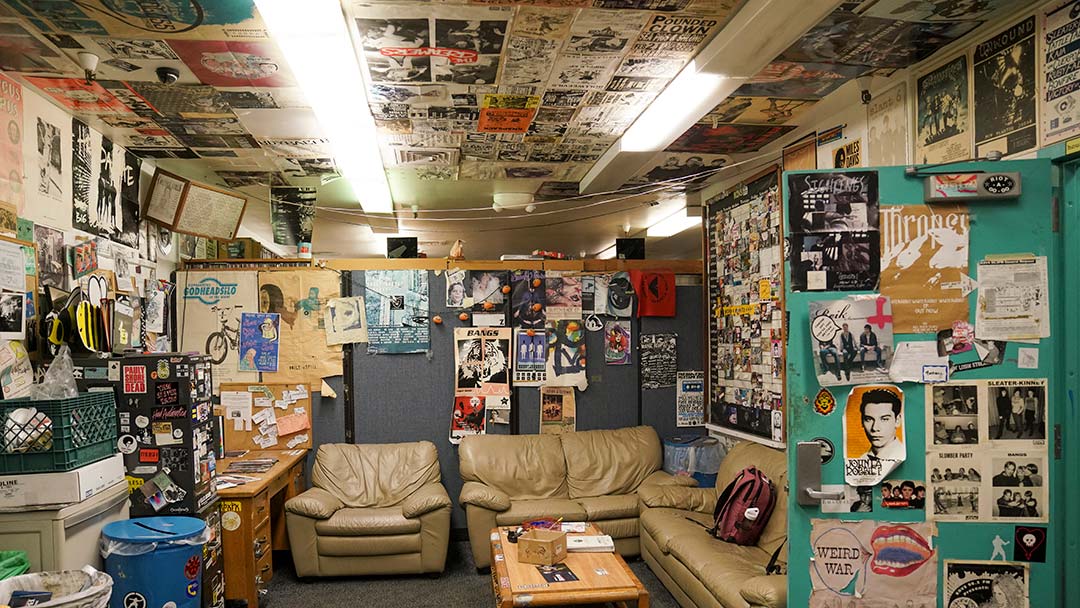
[0,0,1023,259]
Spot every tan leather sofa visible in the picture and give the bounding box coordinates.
[285,441,452,577]
[638,441,788,608]
[458,426,696,568]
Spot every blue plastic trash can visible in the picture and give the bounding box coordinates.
[101,517,207,608]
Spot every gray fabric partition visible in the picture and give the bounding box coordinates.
[339,271,704,531]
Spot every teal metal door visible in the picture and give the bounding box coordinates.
[784,159,1063,607]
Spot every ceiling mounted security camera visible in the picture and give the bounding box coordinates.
[156,67,181,85]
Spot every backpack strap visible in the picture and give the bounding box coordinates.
[710,470,744,534]
[765,538,786,575]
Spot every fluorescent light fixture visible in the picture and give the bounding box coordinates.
[255,0,393,214]
[622,60,725,152]
[646,209,701,238]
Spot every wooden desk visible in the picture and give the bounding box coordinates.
[218,449,308,608]
[490,524,649,608]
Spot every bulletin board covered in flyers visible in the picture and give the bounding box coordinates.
[704,166,786,447]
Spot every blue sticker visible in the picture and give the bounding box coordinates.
[186,581,199,597]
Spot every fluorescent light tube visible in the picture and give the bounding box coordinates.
[622,61,725,152]
[255,0,393,214]
[646,211,701,238]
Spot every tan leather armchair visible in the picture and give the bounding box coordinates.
[285,441,452,577]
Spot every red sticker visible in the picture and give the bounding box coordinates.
[138,448,159,463]
[185,555,201,580]
[123,365,147,394]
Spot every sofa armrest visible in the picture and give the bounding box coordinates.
[459,481,511,512]
[740,575,787,608]
[402,482,452,519]
[638,484,716,513]
[641,470,699,488]
[285,487,343,520]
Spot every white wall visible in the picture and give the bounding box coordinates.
[16,79,179,287]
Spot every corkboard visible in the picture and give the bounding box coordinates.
[217,382,313,451]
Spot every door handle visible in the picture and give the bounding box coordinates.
[805,487,846,500]
[796,441,839,506]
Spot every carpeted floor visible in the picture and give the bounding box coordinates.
[267,541,679,607]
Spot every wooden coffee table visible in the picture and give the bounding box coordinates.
[489,524,650,607]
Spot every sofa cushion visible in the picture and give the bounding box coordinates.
[576,494,638,520]
[667,534,770,608]
[493,499,587,526]
[314,507,422,537]
[459,434,568,500]
[560,426,662,499]
[640,507,714,553]
[312,442,440,508]
[592,517,638,540]
[316,533,421,556]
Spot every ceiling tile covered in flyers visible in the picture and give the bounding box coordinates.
[346,4,512,85]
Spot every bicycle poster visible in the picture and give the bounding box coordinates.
[177,270,259,390]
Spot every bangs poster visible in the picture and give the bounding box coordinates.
[916,55,970,164]
[973,16,1037,158]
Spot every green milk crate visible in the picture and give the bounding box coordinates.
[0,392,117,474]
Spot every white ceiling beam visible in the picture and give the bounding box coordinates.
[580,0,844,194]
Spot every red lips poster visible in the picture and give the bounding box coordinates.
[810,520,936,606]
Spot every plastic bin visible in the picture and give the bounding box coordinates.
[101,517,209,608]
[0,392,117,474]
[663,436,723,488]
[0,566,112,608]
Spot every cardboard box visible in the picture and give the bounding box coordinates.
[517,528,568,565]
[0,454,124,508]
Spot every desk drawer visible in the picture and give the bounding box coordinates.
[253,520,271,560]
[255,548,273,587]
[252,490,270,524]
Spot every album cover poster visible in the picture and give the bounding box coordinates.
[809,296,894,386]
[1043,0,1080,145]
[362,269,430,354]
[867,82,910,166]
[880,479,926,510]
[325,296,368,345]
[780,10,947,69]
[510,270,545,328]
[450,395,486,444]
[545,271,582,320]
[33,224,65,289]
[513,327,546,386]
[539,386,576,435]
[973,16,1037,157]
[35,116,62,203]
[468,271,508,313]
[735,61,868,99]
[545,319,587,389]
[944,561,1029,608]
[787,170,879,234]
[791,232,880,292]
[604,320,631,365]
[454,327,511,397]
[842,384,906,486]
[667,123,795,154]
[916,55,971,163]
[879,204,969,332]
[270,186,316,246]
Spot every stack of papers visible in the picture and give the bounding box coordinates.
[226,458,278,474]
[566,534,615,553]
